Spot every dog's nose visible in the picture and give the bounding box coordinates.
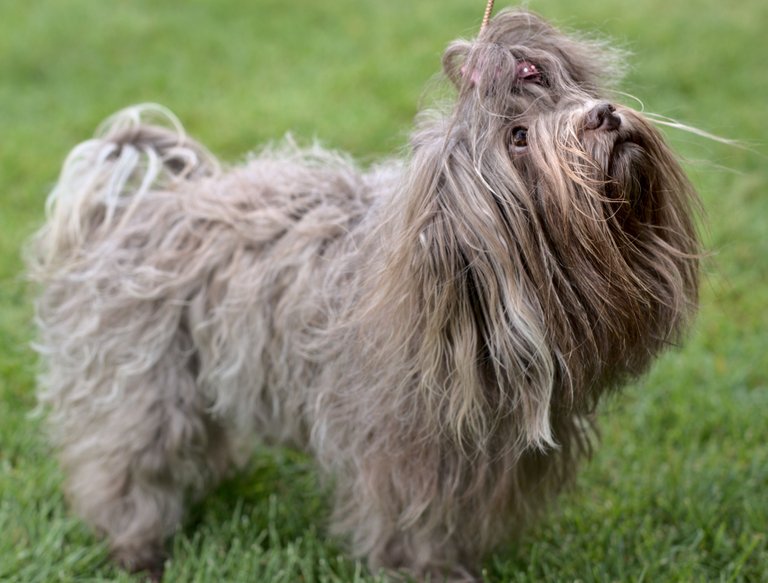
[585,103,621,131]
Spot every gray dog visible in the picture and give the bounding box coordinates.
[27,8,700,582]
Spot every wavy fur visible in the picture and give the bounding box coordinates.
[27,9,700,582]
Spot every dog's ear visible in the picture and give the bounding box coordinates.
[443,8,625,98]
[384,121,558,453]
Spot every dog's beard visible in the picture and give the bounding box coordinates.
[521,104,696,229]
[585,108,672,208]
[556,107,698,392]
[607,138,649,204]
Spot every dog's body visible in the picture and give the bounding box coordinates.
[28,9,700,581]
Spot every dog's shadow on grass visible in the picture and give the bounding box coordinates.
[176,445,569,583]
[170,445,380,580]
[185,445,328,542]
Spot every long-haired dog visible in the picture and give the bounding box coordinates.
[27,8,700,582]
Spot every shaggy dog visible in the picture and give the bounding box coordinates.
[27,8,700,582]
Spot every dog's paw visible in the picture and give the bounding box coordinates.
[112,543,167,582]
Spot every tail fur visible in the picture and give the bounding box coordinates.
[28,104,219,278]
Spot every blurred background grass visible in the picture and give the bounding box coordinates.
[1,0,765,581]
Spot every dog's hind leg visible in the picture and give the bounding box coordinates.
[38,302,235,578]
[28,105,232,578]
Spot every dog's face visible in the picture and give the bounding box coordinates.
[511,102,692,226]
[437,10,689,231]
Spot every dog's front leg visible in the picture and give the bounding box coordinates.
[327,446,485,582]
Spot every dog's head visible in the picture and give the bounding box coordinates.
[443,9,625,107]
[366,9,702,452]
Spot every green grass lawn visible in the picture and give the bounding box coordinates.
[1,0,766,581]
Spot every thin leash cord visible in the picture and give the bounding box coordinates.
[480,0,495,32]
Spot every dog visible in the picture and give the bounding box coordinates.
[27,8,700,582]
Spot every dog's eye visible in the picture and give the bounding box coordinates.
[511,127,528,149]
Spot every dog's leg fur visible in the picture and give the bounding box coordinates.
[54,333,233,576]
[28,107,234,576]
[325,418,588,582]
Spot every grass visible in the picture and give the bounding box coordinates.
[1,0,766,581]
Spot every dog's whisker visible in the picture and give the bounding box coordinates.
[644,113,742,146]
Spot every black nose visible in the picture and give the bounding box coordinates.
[585,103,621,131]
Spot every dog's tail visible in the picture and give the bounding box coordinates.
[28,104,220,277]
